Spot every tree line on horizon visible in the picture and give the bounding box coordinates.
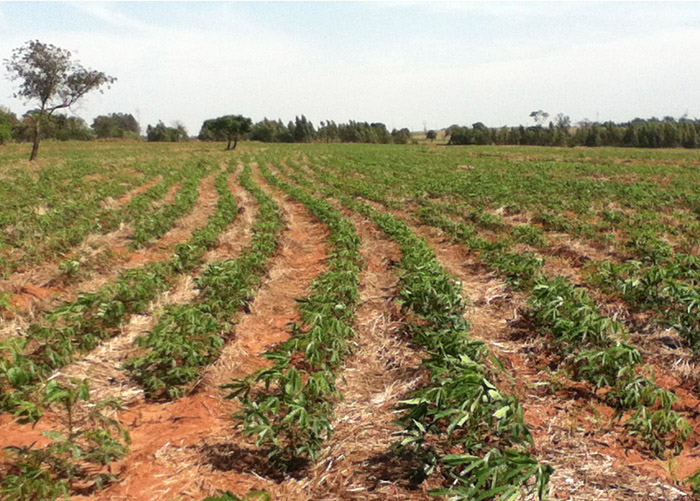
[198,114,414,146]
[4,105,700,151]
[4,40,700,161]
[0,108,141,143]
[446,114,700,149]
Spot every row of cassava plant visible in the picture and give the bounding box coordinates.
[224,162,362,468]
[130,159,210,248]
[288,153,692,459]
[273,159,552,499]
[397,191,692,458]
[590,257,700,355]
[0,379,131,500]
[421,193,700,363]
[0,159,180,278]
[528,278,691,457]
[44,173,183,287]
[124,163,284,399]
[0,164,233,418]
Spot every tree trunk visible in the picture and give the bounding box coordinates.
[29,114,41,161]
[232,135,238,150]
[226,138,232,150]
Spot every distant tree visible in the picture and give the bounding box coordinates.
[146,121,186,142]
[447,127,472,145]
[293,114,315,143]
[10,115,33,142]
[4,40,115,160]
[444,124,462,139]
[250,118,288,142]
[199,115,252,150]
[471,122,492,145]
[554,113,571,130]
[44,114,94,141]
[529,110,549,126]
[208,115,251,149]
[0,106,17,144]
[391,128,412,144]
[92,112,139,139]
[9,111,93,142]
[370,123,390,144]
[173,121,188,140]
[248,116,416,145]
[426,129,437,141]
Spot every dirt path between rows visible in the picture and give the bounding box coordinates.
[260,162,437,499]
[0,173,218,344]
[279,206,432,500]
[0,176,163,308]
[0,168,249,443]
[397,217,693,500]
[55,167,259,405]
[111,176,164,209]
[79,165,331,501]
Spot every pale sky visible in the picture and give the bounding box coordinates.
[1,1,699,134]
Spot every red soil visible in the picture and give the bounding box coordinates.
[80,169,331,501]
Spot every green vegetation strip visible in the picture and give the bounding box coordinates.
[415,207,691,456]
[274,161,551,499]
[0,163,162,277]
[124,164,284,399]
[130,161,208,248]
[294,157,691,459]
[424,194,700,357]
[225,162,362,468]
[0,162,233,419]
[591,255,700,355]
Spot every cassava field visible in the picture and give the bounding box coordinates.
[1,140,700,501]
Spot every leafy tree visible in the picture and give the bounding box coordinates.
[370,123,391,144]
[317,120,339,142]
[530,110,549,126]
[4,40,115,160]
[292,114,315,142]
[391,127,412,144]
[444,124,462,139]
[249,118,293,143]
[9,112,93,142]
[146,121,186,142]
[45,114,94,141]
[426,129,437,141]
[554,113,571,130]
[92,113,139,139]
[199,115,252,150]
[0,106,17,144]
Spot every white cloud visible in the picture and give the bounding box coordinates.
[1,2,699,133]
[0,4,317,131]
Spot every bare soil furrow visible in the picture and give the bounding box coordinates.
[287,208,431,500]
[121,172,219,269]
[55,167,260,405]
[107,175,164,209]
[153,181,181,208]
[1,173,217,331]
[80,166,331,501]
[403,220,691,501]
[203,164,257,263]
